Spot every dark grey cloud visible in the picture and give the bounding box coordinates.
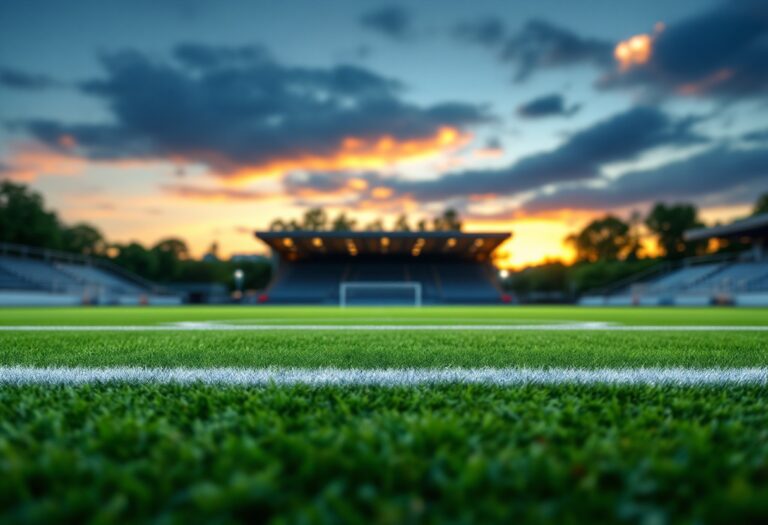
[517,93,580,119]
[454,17,506,48]
[598,1,768,99]
[360,5,411,40]
[380,106,704,201]
[501,19,613,82]
[465,2,768,100]
[283,171,388,196]
[483,137,502,150]
[742,129,768,143]
[523,145,768,212]
[284,171,355,193]
[173,43,271,70]
[19,43,491,175]
[0,67,59,90]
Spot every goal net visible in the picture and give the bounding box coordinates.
[339,281,422,307]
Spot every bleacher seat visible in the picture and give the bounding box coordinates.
[0,245,183,306]
[688,263,768,293]
[434,263,500,302]
[643,264,721,293]
[0,265,37,290]
[267,262,345,303]
[56,263,145,294]
[266,259,501,304]
[583,260,768,306]
[0,257,82,293]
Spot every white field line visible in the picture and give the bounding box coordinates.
[0,367,766,386]
[1,322,768,331]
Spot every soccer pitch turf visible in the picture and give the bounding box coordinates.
[1,306,767,524]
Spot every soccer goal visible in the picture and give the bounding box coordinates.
[339,281,422,307]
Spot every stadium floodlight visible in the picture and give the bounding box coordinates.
[234,269,244,294]
[340,281,422,307]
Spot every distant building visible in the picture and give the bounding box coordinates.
[254,230,512,305]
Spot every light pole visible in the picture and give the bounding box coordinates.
[234,268,244,300]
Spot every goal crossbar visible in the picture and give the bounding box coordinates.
[339,281,422,307]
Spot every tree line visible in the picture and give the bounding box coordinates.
[567,196,767,263]
[508,194,768,299]
[3,179,767,295]
[0,181,270,289]
[269,208,463,232]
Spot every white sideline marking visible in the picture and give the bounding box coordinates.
[1,322,768,331]
[0,367,766,386]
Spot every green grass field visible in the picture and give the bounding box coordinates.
[2,305,767,326]
[1,306,767,524]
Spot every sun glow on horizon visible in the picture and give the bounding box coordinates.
[226,126,470,183]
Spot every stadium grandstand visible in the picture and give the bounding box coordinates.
[581,213,768,306]
[0,243,181,306]
[256,231,511,305]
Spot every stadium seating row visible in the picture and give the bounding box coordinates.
[581,261,768,306]
[266,261,502,304]
[0,252,181,306]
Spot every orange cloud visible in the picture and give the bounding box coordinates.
[614,23,664,71]
[0,144,87,181]
[615,34,653,70]
[226,126,470,183]
[1,141,167,182]
[57,134,77,150]
[371,186,394,199]
[162,184,281,202]
[678,68,734,95]
[348,178,369,191]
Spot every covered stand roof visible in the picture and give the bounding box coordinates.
[255,231,511,261]
[685,213,768,242]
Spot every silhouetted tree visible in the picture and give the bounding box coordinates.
[0,181,61,249]
[302,208,327,230]
[112,242,158,278]
[645,203,705,259]
[62,223,106,256]
[330,212,357,231]
[432,208,462,231]
[152,238,190,281]
[566,215,631,262]
[753,193,768,216]
[364,218,385,231]
[625,210,644,261]
[394,214,411,231]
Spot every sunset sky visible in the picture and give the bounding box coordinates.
[1,0,767,267]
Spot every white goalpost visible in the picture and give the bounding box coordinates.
[339,281,422,307]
